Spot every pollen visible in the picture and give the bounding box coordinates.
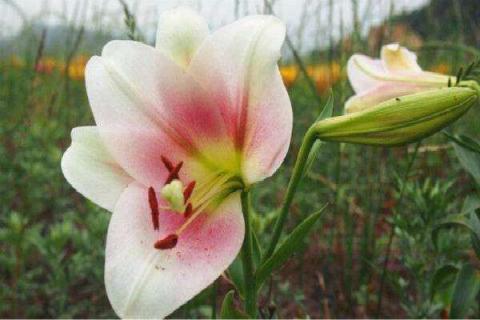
[148,187,160,230]
[154,234,178,250]
[183,181,196,203]
[161,155,174,171]
[183,203,193,219]
[165,161,183,184]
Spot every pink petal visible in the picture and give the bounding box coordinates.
[188,15,292,184]
[104,183,244,318]
[61,126,132,211]
[85,40,232,187]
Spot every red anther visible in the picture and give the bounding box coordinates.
[161,155,174,171]
[154,234,178,250]
[165,161,183,184]
[148,187,160,230]
[183,203,193,219]
[183,181,196,203]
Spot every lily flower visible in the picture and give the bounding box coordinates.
[61,6,292,318]
[346,43,453,113]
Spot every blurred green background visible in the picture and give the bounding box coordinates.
[1,0,480,318]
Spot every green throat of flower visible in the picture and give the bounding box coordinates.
[147,155,243,250]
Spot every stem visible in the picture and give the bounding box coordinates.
[241,190,257,317]
[375,141,421,317]
[210,280,217,319]
[265,126,317,259]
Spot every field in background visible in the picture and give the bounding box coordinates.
[1,0,480,318]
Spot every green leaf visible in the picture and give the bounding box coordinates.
[431,264,459,299]
[432,214,472,249]
[220,290,248,319]
[251,228,263,268]
[302,93,334,179]
[226,257,245,298]
[316,91,335,121]
[432,195,480,250]
[448,132,480,185]
[450,263,480,318]
[255,204,327,289]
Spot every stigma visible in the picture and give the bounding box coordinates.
[148,155,197,250]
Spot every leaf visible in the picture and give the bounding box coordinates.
[430,264,459,299]
[302,92,334,178]
[220,290,248,319]
[251,228,263,268]
[255,204,327,289]
[226,257,245,298]
[432,195,480,250]
[316,91,335,122]
[447,132,480,185]
[450,263,480,319]
[431,214,472,249]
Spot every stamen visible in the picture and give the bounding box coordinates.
[148,187,160,230]
[161,155,174,171]
[183,203,193,219]
[183,181,196,203]
[165,161,183,184]
[154,234,178,250]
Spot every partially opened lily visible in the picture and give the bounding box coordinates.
[61,7,292,318]
[346,43,453,113]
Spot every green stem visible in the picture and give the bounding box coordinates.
[375,141,421,317]
[241,190,257,317]
[265,126,317,259]
[211,280,217,319]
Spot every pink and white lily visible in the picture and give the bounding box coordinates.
[346,43,453,113]
[61,7,292,318]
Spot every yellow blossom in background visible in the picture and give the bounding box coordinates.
[9,55,25,69]
[67,55,88,80]
[280,64,299,87]
[307,62,342,94]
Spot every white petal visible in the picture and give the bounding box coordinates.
[155,6,209,68]
[381,43,422,73]
[347,54,387,93]
[61,126,132,211]
[188,15,292,184]
[105,183,244,318]
[344,82,433,113]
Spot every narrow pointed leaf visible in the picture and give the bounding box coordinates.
[302,92,334,178]
[450,263,480,318]
[226,257,245,298]
[430,264,459,299]
[255,205,327,289]
[220,290,248,319]
[317,91,335,121]
[447,133,480,185]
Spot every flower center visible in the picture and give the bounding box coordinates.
[147,155,242,250]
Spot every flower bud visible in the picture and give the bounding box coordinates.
[161,179,185,213]
[314,86,478,146]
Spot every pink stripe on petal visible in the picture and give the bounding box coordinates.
[188,15,292,184]
[85,41,233,186]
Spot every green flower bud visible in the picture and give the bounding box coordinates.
[313,86,478,146]
[161,179,185,213]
